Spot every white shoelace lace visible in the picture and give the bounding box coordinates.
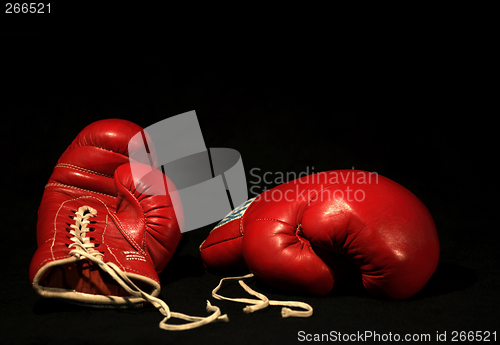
[67,206,229,331]
[212,273,313,318]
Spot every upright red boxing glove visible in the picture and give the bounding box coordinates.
[30,119,227,330]
[201,170,440,302]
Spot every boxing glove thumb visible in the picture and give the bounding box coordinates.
[113,163,183,273]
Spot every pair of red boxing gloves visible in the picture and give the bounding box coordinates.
[29,119,440,331]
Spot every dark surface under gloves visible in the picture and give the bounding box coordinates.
[1,29,497,345]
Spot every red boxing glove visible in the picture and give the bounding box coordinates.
[201,170,440,300]
[30,119,226,330]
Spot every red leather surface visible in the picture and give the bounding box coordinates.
[201,170,439,299]
[29,119,182,296]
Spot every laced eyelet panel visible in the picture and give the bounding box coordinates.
[66,206,228,331]
[67,206,101,259]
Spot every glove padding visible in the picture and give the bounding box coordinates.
[201,170,440,300]
[30,119,227,330]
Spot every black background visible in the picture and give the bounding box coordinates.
[1,9,498,345]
